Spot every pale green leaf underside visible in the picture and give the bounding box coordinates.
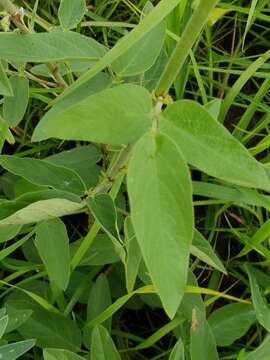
[44,348,85,360]
[91,325,121,360]
[0,198,84,227]
[0,61,13,96]
[32,84,152,145]
[128,132,194,318]
[0,32,106,62]
[0,339,35,360]
[161,100,270,192]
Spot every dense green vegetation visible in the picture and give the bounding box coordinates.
[0,0,269,358]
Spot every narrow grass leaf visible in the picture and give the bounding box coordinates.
[128,132,193,318]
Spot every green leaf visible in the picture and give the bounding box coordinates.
[191,230,226,274]
[0,224,21,243]
[5,304,33,333]
[0,156,86,195]
[87,194,118,240]
[35,218,70,290]
[0,339,35,360]
[43,348,85,360]
[3,75,29,127]
[208,304,255,346]
[246,266,270,332]
[190,308,219,360]
[127,132,194,318]
[46,145,101,188]
[91,325,121,360]
[84,275,112,348]
[0,32,106,62]
[0,315,8,338]
[0,198,84,227]
[245,335,270,360]
[32,84,152,145]
[8,300,81,351]
[161,100,270,191]
[0,61,13,96]
[169,338,185,360]
[124,216,142,293]
[111,4,166,76]
[58,0,86,30]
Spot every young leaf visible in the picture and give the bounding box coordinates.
[0,32,106,62]
[35,218,70,290]
[190,308,219,360]
[246,266,270,332]
[84,275,112,348]
[3,75,29,127]
[0,315,8,338]
[111,3,166,76]
[208,304,255,346]
[0,61,13,96]
[169,338,185,360]
[0,198,84,227]
[58,0,86,30]
[0,156,86,195]
[43,348,85,360]
[191,230,226,274]
[91,325,121,360]
[0,339,35,360]
[32,84,152,145]
[127,132,194,318]
[161,100,270,191]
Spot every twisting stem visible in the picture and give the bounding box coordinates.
[155,0,219,97]
[0,0,67,88]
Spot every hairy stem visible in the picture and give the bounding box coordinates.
[155,0,219,97]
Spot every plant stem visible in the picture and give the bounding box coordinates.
[155,0,219,97]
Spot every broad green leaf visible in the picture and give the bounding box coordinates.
[0,198,84,227]
[35,218,70,290]
[111,4,166,76]
[246,266,270,332]
[3,76,29,127]
[0,156,86,195]
[0,231,32,262]
[84,275,112,348]
[161,100,270,191]
[0,224,21,243]
[0,315,8,338]
[46,145,101,188]
[0,32,106,62]
[0,339,35,360]
[169,338,185,360]
[124,216,142,293]
[43,348,85,360]
[190,308,219,360]
[204,99,222,119]
[91,325,121,360]
[58,0,86,30]
[32,84,152,145]
[70,234,120,266]
[87,194,118,240]
[0,61,13,96]
[208,304,256,346]
[245,335,270,360]
[127,132,194,318]
[191,230,226,274]
[5,304,32,333]
[8,300,81,351]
